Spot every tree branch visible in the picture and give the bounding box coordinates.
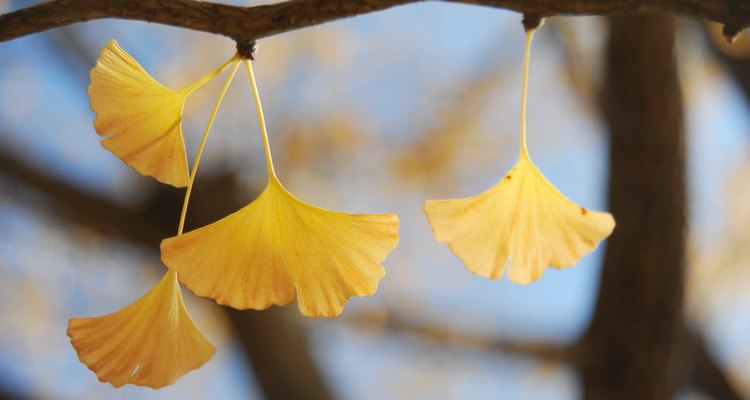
[0,148,166,247]
[345,310,573,364]
[1,0,749,44]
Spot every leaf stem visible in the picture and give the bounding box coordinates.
[187,55,238,93]
[244,59,277,179]
[177,59,240,236]
[520,30,533,159]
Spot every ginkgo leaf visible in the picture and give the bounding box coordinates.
[67,270,215,389]
[160,59,399,317]
[161,176,399,317]
[424,29,614,284]
[424,153,615,285]
[89,39,191,187]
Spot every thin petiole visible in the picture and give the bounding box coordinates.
[244,59,277,179]
[177,59,240,236]
[520,30,533,159]
[186,54,239,93]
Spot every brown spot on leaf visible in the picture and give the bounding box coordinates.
[505,175,512,180]
[581,207,588,215]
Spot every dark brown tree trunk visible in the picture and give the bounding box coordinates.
[580,15,686,399]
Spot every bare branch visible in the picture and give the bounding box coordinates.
[0,148,166,247]
[1,0,749,44]
[345,310,573,364]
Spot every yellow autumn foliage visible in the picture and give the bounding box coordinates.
[425,153,614,284]
[68,270,215,388]
[89,40,192,187]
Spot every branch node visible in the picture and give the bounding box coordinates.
[522,14,545,32]
[722,24,744,44]
[236,39,259,60]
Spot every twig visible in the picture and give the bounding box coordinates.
[1,0,749,44]
[345,310,573,364]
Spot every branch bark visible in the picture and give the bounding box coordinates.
[1,0,749,44]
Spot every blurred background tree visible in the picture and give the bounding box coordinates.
[1,1,750,399]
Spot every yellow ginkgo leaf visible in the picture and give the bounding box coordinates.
[424,153,614,284]
[424,28,615,284]
[89,39,190,187]
[161,176,399,317]
[89,40,234,187]
[161,59,399,317]
[67,270,215,389]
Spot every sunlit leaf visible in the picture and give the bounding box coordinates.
[67,270,215,388]
[424,153,615,284]
[89,40,190,187]
[161,176,399,317]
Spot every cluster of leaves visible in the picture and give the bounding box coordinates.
[68,30,614,389]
